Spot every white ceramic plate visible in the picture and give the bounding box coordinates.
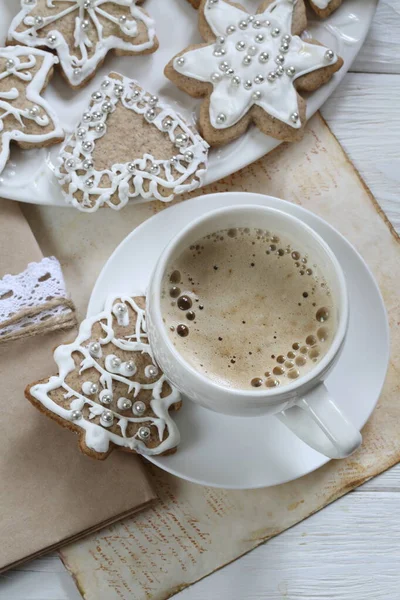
[0,0,377,206]
[88,192,390,489]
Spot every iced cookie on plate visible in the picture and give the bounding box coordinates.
[7,0,158,88]
[308,0,342,18]
[55,72,209,211]
[166,0,343,146]
[0,46,63,174]
[26,296,182,460]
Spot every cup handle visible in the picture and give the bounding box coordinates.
[276,384,362,459]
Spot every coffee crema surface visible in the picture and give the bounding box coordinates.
[161,228,336,390]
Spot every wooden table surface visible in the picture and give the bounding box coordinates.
[1,1,399,598]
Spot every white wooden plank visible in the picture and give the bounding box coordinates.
[175,491,400,600]
[320,72,400,233]
[358,464,400,492]
[0,569,81,600]
[352,0,400,74]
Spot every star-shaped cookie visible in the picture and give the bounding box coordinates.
[166,0,343,146]
[26,296,182,460]
[8,0,159,89]
[0,46,63,175]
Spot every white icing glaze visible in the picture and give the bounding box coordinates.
[0,47,64,174]
[55,73,209,211]
[173,0,338,130]
[8,0,157,87]
[29,296,181,456]
[311,0,331,9]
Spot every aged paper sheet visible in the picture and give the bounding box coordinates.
[25,114,399,600]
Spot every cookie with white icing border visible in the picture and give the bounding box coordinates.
[56,72,209,211]
[0,46,64,174]
[26,296,182,460]
[7,0,158,89]
[308,0,342,18]
[166,0,343,146]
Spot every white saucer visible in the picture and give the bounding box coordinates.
[89,193,389,489]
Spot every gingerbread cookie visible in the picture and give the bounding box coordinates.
[26,296,182,460]
[308,0,342,18]
[8,0,158,89]
[0,46,63,174]
[166,0,343,146]
[56,72,209,211]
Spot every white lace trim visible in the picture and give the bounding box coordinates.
[0,257,72,338]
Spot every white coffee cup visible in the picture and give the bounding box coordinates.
[146,205,362,459]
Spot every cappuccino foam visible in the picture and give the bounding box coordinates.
[161,228,336,390]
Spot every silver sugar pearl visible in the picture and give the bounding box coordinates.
[217,36,225,44]
[252,90,262,101]
[276,65,284,76]
[231,75,241,86]
[226,67,235,76]
[176,56,185,67]
[34,15,44,27]
[127,162,136,173]
[163,117,173,130]
[271,28,280,37]
[115,304,127,315]
[89,382,98,395]
[290,112,299,123]
[148,95,158,107]
[280,41,290,53]
[170,156,178,166]
[226,25,236,34]
[85,177,94,188]
[145,364,159,378]
[91,110,102,121]
[111,356,122,369]
[6,59,15,70]
[91,91,103,102]
[255,34,265,43]
[100,392,112,406]
[148,163,160,175]
[95,122,106,134]
[125,360,136,373]
[254,74,264,84]
[119,15,127,24]
[286,66,296,77]
[89,341,100,356]
[211,72,221,83]
[102,101,113,113]
[77,127,87,138]
[83,158,94,170]
[29,105,39,117]
[82,140,94,152]
[174,133,188,147]
[253,20,262,29]
[282,34,291,42]
[247,15,254,22]
[243,55,252,66]
[184,150,194,162]
[247,45,258,56]
[81,19,90,30]
[101,410,114,426]
[132,401,146,416]
[219,61,229,72]
[238,19,248,30]
[213,46,226,57]
[275,54,285,65]
[267,72,276,82]
[236,41,246,51]
[47,34,57,45]
[325,49,335,61]
[82,111,92,123]
[114,83,124,97]
[259,52,269,63]
[71,410,82,421]
[216,113,226,125]
[73,67,81,77]
[145,108,156,122]
[65,158,76,169]
[101,79,110,89]
[244,79,252,90]
[138,426,151,442]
